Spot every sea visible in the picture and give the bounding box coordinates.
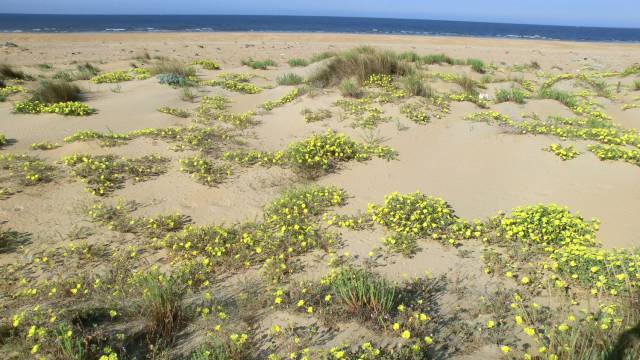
[1,14,639,43]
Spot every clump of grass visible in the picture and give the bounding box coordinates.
[179,156,231,186]
[538,87,578,108]
[309,47,413,87]
[180,87,197,102]
[276,72,303,85]
[0,63,30,80]
[36,63,52,70]
[288,58,309,67]
[495,87,526,104]
[309,51,335,63]
[302,108,332,122]
[330,267,398,317]
[400,73,433,97]
[73,62,101,80]
[137,270,187,343]
[453,74,478,96]
[632,80,640,91]
[31,80,83,104]
[399,51,421,63]
[422,53,454,65]
[241,58,276,70]
[150,58,196,78]
[466,58,486,73]
[339,79,364,98]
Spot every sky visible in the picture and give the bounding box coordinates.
[2,0,639,28]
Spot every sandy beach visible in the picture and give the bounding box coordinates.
[2,32,640,359]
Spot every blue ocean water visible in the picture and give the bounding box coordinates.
[1,14,639,43]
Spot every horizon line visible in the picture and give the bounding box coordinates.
[1,13,640,30]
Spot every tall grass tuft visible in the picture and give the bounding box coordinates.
[288,58,309,67]
[399,51,421,63]
[422,53,454,65]
[74,63,101,80]
[633,80,640,91]
[32,80,83,104]
[466,58,486,73]
[138,271,187,343]
[538,87,578,108]
[339,79,364,98]
[242,58,277,70]
[331,267,398,318]
[0,63,30,80]
[150,58,196,78]
[309,51,336,63]
[276,73,303,85]
[309,46,413,87]
[454,75,478,96]
[400,73,433,98]
[495,88,526,104]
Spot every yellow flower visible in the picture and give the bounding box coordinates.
[558,323,570,332]
[401,330,411,339]
[524,327,535,336]
[424,336,433,345]
[486,320,495,329]
[520,276,530,285]
[392,323,400,331]
[500,345,510,354]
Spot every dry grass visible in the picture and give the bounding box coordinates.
[309,46,413,87]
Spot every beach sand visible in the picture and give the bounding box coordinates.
[1,32,640,358]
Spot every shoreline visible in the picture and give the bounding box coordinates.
[3,31,640,48]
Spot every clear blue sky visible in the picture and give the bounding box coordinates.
[3,0,639,28]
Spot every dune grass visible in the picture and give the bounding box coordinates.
[466,58,486,73]
[400,73,433,97]
[32,80,84,104]
[495,87,526,104]
[538,87,578,108]
[149,58,196,78]
[422,53,455,65]
[242,58,277,70]
[276,72,304,85]
[309,46,413,87]
[453,74,479,96]
[288,58,309,67]
[0,63,30,80]
[339,79,364,98]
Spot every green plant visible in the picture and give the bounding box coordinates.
[157,106,190,118]
[242,58,276,70]
[0,63,30,80]
[13,100,94,116]
[301,108,331,122]
[400,74,432,97]
[180,87,197,102]
[137,270,186,342]
[495,88,526,104]
[276,73,303,85]
[453,74,478,96]
[91,71,133,84]
[261,88,300,110]
[73,63,101,80]
[63,154,170,195]
[309,51,335,63]
[31,80,83,104]
[288,58,309,67]
[538,87,578,108]
[339,79,364,98]
[466,58,486,73]
[150,58,196,78]
[0,153,57,185]
[192,59,221,70]
[632,80,640,91]
[309,47,413,87]
[544,143,580,160]
[399,51,421,63]
[422,53,454,65]
[31,141,61,150]
[179,156,231,186]
[331,267,398,318]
